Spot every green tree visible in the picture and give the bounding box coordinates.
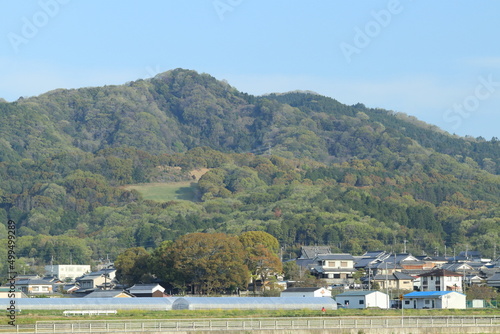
[167,232,249,295]
[115,247,152,286]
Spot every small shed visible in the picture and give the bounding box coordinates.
[128,284,165,297]
[171,297,337,310]
[403,291,466,309]
[335,291,389,309]
[281,287,331,298]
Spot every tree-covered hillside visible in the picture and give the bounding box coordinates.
[0,69,499,278]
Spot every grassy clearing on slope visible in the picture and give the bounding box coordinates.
[123,182,198,202]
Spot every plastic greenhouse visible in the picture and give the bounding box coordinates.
[171,297,337,310]
[0,297,178,311]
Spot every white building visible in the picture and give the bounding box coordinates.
[335,290,389,309]
[280,287,331,298]
[403,291,466,309]
[310,254,357,285]
[419,268,463,292]
[45,265,91,281]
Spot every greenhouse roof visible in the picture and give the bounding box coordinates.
[0,297,178,310]
[172,297,337,310]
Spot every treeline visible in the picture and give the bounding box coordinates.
[114,231,282,295]
[1,145,500,281]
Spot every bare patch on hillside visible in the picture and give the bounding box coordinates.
[189,168,210,181]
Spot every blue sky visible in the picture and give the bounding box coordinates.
[1,0,500,139]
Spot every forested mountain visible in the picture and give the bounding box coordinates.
[1,68,500,276]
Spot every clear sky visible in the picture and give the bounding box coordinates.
[1,0,500,139]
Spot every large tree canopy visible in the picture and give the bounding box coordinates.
[166,232,249,294]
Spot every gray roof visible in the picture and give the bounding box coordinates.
[419,268,462,277]
[362,251,387,258]
[355,258,381,269]
[486,272,500,281]
[315,254,355,261]
[83,290,133,298]
[336,290,384,297]
[372,272,415,281]
[299,246,332,259]
[440,263,473,272]
[129,284,163,290]
[16,279,54,286]
[311,266,356,274]
[282,287,324,293]
[172,297,337,310]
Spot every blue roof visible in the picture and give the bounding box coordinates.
[404,291,465,298]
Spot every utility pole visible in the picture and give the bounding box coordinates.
[403,240,408,253]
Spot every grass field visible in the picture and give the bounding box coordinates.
[123,182,198,202]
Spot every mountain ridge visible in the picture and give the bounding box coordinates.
[1,68,500,268]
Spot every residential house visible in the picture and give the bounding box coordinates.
[335,291,389,309]
[128,283,166,297]
[280,287,331,298]
[75,273,108,295]
[416,256,449,270]
[465,274,484,286]
[418,268,463,292]
[403,291,466,309]
[16,279,54,295]
[371,272,415,291]
[354,251,390,270]
[44,264,91,281]
[310,254,356,285]
[295,246,331,270]
[299,246,332,259]
[366,253,421,277]
[486,272,500,289]
[440,262,474,274]
[0,287,26,298]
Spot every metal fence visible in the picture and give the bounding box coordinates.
[1,316,500,333]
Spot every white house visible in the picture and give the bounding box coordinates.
[16,279,54,295]
[403,291,466,309]
[310,254,357,285]
[44,264,91,281]
[419,268,463,292]
[335,290,389,309]
[280,287,331,298]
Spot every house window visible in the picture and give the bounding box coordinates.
[341,261,348,267]
[359,300,364,305]
[405,300,410,305]
[424,300,430,305]
[334,274,341,279]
